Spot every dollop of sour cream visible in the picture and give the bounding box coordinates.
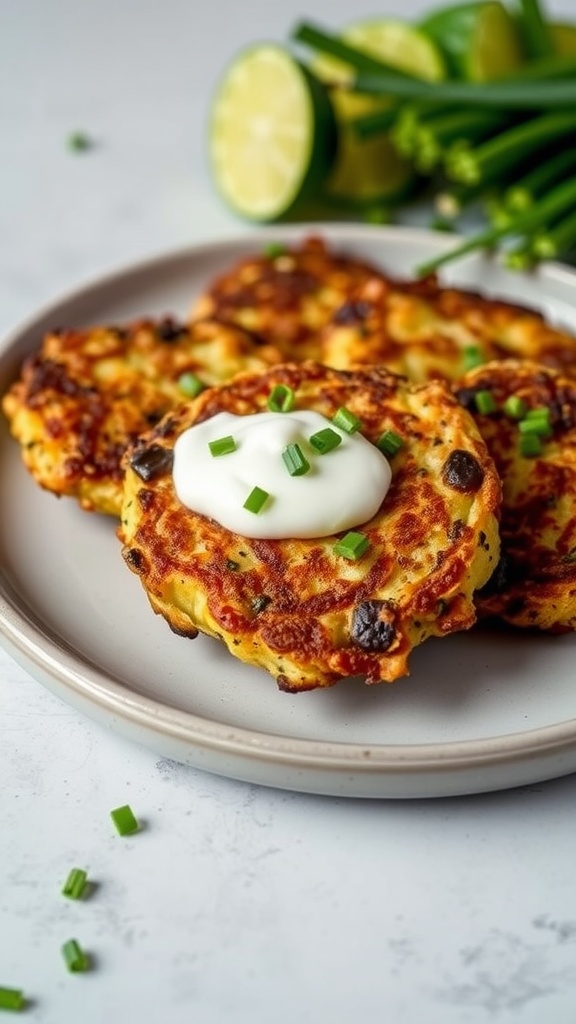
[172,410,391,539]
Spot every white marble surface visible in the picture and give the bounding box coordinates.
[3,0,576,1021]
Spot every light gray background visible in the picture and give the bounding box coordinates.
[2,2,576,1022]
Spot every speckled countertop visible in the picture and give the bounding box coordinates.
[2,1,576,1021]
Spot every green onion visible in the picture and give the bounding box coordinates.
[520,433,543,457]
[334,531,371,560]
[462,346,485,371]
[110,804,140,836]
[282,443,310,477]
[67,131,93,152]
[0,988,25,1011]
[331,406,362,434]
[474,390,497,415]
[292,21,420,82]
[62,867,88,900]
[243,486,270,514]
[525,405,551,422]
[178,372,205,398]
[351,71,576,110]
[62,939,90,973]
[503,395,527,420]
[208,435,237,457]
[516,0,554,60]
[263,242,287,258]
[519,411,552,437]
[416,175,576,276]
[445,112,576,187]
[309,427,342,454]
[503,147,576,213]
[377,430,404,458]
[267,384,295,412]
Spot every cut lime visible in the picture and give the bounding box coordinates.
[552,22,576,56]
[313,19,446,207]
[209,44,336,222]
[420,1,523,81]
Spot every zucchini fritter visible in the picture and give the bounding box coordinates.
[2,317,281,516]
[191,235,383,359]
[455,359,576,632]
[119,362,501,691]
[321,273,576,382]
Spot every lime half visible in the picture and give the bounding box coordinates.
[421,1,523,81]
[313,20,446,207]
[209,44,336,222]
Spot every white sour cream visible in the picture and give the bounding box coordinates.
[172,410,391,539]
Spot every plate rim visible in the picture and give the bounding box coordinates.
[3,223,576,795]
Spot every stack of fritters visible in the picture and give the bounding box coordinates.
[4,235,576,690]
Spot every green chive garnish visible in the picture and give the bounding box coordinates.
[332,406,362,434]
[474,389,497,414]
[518,416,552,437]
[309,427,342,454]
[62,868,88,900]
[178,372,205,398]
[503,395,527,420]
[67,131,93,152]
[282,443,310,476]
[263,242,286,259]
[377,429,404,458]
[110,804,140,836]
[0,988,25,1011]
[267,384,295,412]
[520,433,543,457]
[462,345,485,370]
[243,486,270,514]
[525,405,551,422]
[208,435,237,457]
[334,531,371,560]
[62,939,90,973]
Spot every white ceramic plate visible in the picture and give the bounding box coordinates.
[2,224,576,800]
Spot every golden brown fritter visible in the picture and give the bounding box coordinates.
[454,359,576,632]
[119,361,501,692]
[321,273,576,382]
[191,235,383,359]
[2,317,281,516]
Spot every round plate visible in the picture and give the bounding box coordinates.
[2,224,576,799]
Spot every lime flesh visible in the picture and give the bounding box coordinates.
[210,44,336,221]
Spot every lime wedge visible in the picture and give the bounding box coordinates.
[209,44,336,222]
[551,22,576,56]
[313,19,446,207]
[420,1,523,81]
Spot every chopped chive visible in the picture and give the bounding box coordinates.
[525,405,551,422]
[474,389,497,415]
[520,433,543,457]
[0,988,25,1011]
[282,443,310,477]
[503,395,527,420]
[462,345,485,371]
[67,131,93,152]
[334,531,371,560]
[243,486,270,514]
[62,939,90,973]
[267,384,295,412]
[110,804,140,836]
[263,242,286,259]
[178,371,205,398]
[377,429,404,458]
[518,417,552,437]
[62,867,88,900]
[208,434,237,457]
[331,406,362,434]
[309,427,342,454]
